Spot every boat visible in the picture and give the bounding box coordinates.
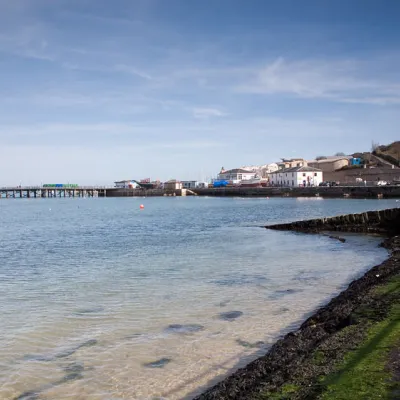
[133,179,162,189]
[239,176,268,187]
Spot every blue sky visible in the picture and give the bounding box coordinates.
[1,0,399,185]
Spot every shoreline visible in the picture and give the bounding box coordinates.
[194,210,400,400]
[109,185,400,198]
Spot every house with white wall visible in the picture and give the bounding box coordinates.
[217,167,257,183]
[164,180,183,190]
[266,163,279,173]
[181,180,198,189]
[269,166,323,187]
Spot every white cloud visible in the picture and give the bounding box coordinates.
[114,64,152,80]
[192,107,227,119]
[236,57,400,105]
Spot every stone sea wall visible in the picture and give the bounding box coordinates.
[265,207,400,235]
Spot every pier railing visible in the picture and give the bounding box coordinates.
[0,186,113,190]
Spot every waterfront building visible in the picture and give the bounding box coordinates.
[351,157,363,166]
[164,179,183,190]
[308,156,351,172]
[181,180,199,189]
[114,180,136,188]
[269,166,323,187]
[217,167,257,184]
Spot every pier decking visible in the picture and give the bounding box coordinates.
[0,186,107,199]
[0,186,187,198]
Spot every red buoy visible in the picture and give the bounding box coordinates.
[140,204,144,209]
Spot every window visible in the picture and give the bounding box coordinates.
[314,173,317,176]
[303,173,306,177]
[292,180,294,186]
[292,173,294,177]
[285,173,287,177]
[238,174,242,180]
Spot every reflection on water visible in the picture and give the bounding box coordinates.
[0,197,394,399]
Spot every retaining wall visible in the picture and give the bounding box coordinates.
[193,186,400,198]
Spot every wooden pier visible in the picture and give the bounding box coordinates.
[0,186,192,199]
[0,186,107,199]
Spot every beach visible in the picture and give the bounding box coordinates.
[0,198,398,399]
[195,210,400,399]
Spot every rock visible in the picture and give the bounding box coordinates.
[211,274,267,287]
[25,339,98,361]
[124,333,144,340]
[143,358,171,368]
[236,339,265,349]
[76,339,98,349]
[58,372,84,383]
[219,311,243,321]
[269,289,302,299]
[14,391,40,400]
[64,362,84,374]
[274,307,290,315]
[56,339,97,359]
[23,354,53,362]
[54,348,77,359]
[328,235,346,243]
[164,324,205,334]
[265,208,400,235]
[73,306,104,315]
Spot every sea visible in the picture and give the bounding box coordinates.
[0,197,396,400]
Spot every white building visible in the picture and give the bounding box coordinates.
[269,166,323,187]
[114,180,136,188]
[217,167,257,183]
[164,179,182,190]
[181,180,198,189]
[266,163,279,173]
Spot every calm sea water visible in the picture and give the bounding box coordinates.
[0,197,396,400]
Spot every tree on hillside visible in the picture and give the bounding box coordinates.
[335,152,346,156]
[316,156,328,160]
[371,141,380,152]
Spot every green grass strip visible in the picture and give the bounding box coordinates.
[320,281,400,400]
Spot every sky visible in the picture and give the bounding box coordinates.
[0,0,399,185]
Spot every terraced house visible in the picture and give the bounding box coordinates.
[269,166,323,187]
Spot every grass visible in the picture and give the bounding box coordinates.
[312,350,327,366]
[374,276,400,296]
[255,274,400,400]
[259,384,300,399]
[319,277,400,400]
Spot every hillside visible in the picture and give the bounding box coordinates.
[373,141,400,167]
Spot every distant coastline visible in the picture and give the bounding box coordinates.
[2,184,400,199]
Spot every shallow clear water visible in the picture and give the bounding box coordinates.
[0,197,396,400]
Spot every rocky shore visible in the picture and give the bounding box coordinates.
[265,207,400,235]
[195,208,400,400]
